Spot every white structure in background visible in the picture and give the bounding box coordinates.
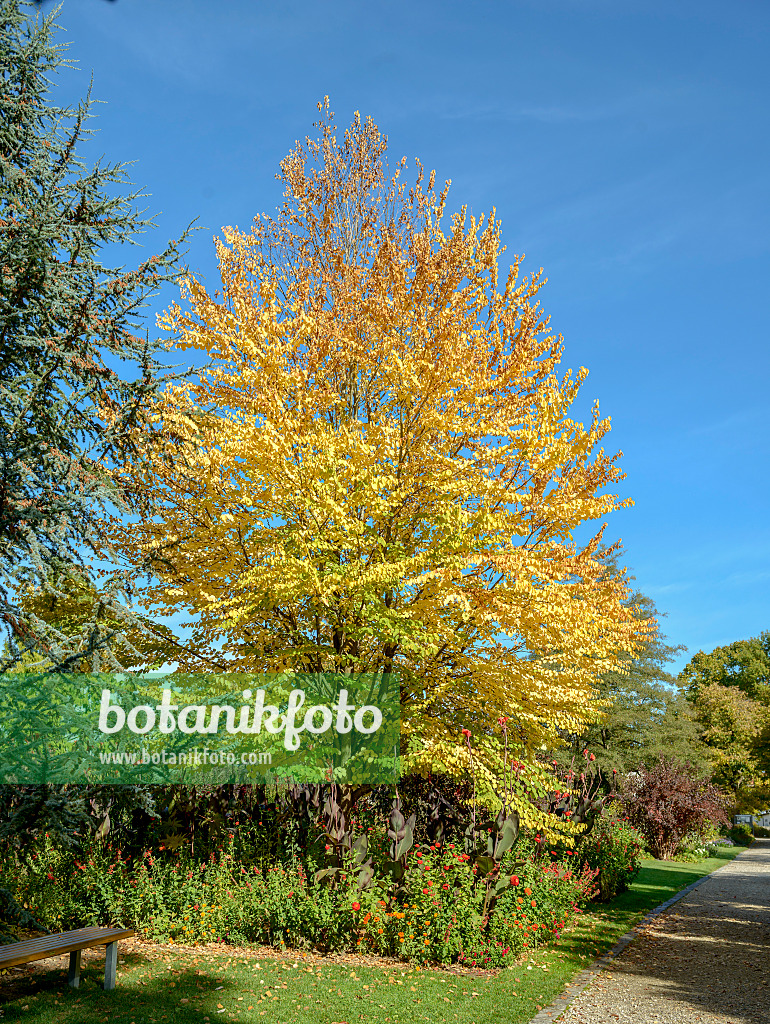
[733,811,770,828]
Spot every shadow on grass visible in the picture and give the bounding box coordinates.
[0,947,237,1023]
[606,848,742,915]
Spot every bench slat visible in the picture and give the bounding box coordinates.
[0,927,135,970]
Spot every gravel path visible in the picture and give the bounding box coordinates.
[553,839,770,1024]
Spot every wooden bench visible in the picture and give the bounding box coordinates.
[0,927,135,990]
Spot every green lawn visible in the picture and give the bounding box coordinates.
[0,847,744,1024]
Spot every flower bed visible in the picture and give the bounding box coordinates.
[1,831,598,969]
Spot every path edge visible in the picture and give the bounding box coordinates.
[526,844,755,1024]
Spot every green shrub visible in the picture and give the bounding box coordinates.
[727,824,755,846]
[753,825,770,839]
[575,815,643,901]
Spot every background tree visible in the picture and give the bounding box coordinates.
[0,0,194,671]
[111,101,649,784]
[679,634,770,810]
[679,634,770,704]
[551,558,707,780]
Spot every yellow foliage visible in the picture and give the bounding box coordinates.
[406,731,584,841]
[110,101,651,795]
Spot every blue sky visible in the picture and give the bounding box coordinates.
[39,0,769,673]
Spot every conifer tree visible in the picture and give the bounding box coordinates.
[0,0,194,670]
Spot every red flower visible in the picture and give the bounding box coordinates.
[589,753,596,761]
[351,901,361,912]
[46,872,54,881]
[510,875,519,886]
[461,728,471,739]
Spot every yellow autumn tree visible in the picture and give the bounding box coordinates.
[112,100,649,791]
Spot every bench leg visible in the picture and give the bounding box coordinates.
[68,949,81,989]
[104,940,118,991]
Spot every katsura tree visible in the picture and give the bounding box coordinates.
[0,0,195,671]
[111,100,649,798]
